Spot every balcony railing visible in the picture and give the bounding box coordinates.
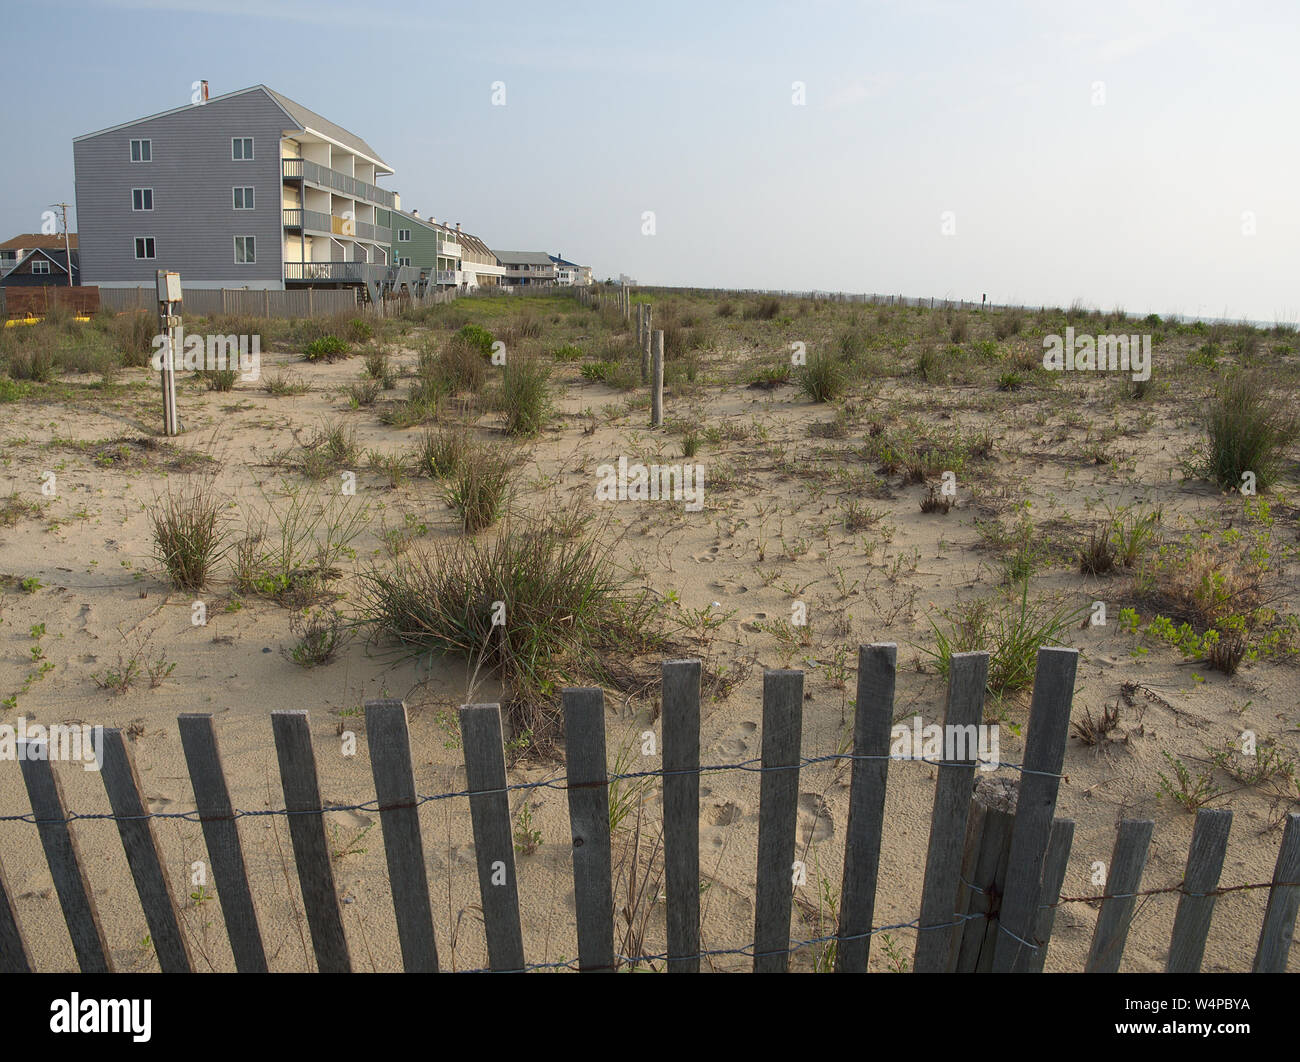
[282,158,396,209]
[285,207,390,244]
[285,261,386,283]
[436,270,463,285]
[437,239,462,257]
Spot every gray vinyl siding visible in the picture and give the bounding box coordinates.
[74,90,286,288]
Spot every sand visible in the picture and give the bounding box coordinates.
[0,294,1296,972]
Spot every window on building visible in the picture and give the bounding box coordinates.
[134,237,156,259]
[232,137,254,160]
[132,188,153,211]
[130,139,152,162]
[233,186,255,209]
[399,257,411,266]
[234,236,256,263]
[398,229,411,242]
[31,259,51,274]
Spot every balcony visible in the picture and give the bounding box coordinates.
[282,158,396,209]
[437,238,461,257]
[286,261,388,284]
[436,270,463,286]
[284,207,390,244]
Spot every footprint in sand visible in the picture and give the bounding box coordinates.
[739,613,768,633]
[718,721,757,757]
[797,793,834,844]
[693,545,721,563]
[705,801,743,827]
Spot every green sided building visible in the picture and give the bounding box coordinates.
[375,207,464,286]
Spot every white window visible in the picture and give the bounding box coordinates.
[234,236,256,263]
[31,259,51,274]
[399,257,411,266]
[233,186,254,209]
[398,229,411,242]
[134,237,156,259]
[232,137,254,160]
[132,188,153,211]
[130,139,152,162]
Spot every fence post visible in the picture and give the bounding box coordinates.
[949,776,1016,972]
[271,710,351,973]
[915,651,989,972]
[753,669,803,972]
[990,647,1078,972]
[562,687,614,972]
[1253,811,1300,972]
[0,851,31,972]
[99,729,194,972]
[459,703,525,972]
[650,330,664,427]
[1085,818,1154,972]
[365,699,439,972]
[1167,808,1232,973]
[835,643,897,972]
[662,659,701,972]
[177,714,268,973]
[17,741,113,971]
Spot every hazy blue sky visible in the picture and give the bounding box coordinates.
[7,1,1297,322]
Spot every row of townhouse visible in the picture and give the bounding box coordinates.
[63,83,591,294]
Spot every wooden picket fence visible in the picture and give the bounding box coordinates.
[1,646,1297,972]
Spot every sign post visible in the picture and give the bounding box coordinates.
[156,270,183,436]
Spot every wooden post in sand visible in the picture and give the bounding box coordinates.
[641,306,652,383]
[651,329,664,427]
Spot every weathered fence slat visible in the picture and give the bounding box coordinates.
[835,643,897,972]
[0,850,32,972]
[270,711,351,973]
[459,704,525,972]
[561,687,615,972]
[1085,818,1155,973]
[753,669,803,973]
[950,776,1016,972]
[1022,817,1075,973]
[177,714,267,973]
[990,646,1078,972]
[365,699,438,973]
[1253,811,1300,973]
[662,658,701,972]
[99,729,192,972]
[914,651,989,972]
[18,742,112,972]
[1167,808,1232,973]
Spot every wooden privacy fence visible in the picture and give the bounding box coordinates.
[1,646,1297,973]
[99,286,360,319]
[1,286,101,320]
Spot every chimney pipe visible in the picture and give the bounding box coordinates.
[456,222,461,232]
[201,80,209,102]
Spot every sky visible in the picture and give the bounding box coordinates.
[5,0,1298,323]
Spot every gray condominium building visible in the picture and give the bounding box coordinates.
[73,84,397,289]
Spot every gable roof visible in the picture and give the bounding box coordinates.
[2,247,79,280]
[1,233,78,252]
[262,86,390,171]
[492,250,554,266]
[74,85,391,172]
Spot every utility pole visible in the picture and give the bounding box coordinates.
[49,202,74,287]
